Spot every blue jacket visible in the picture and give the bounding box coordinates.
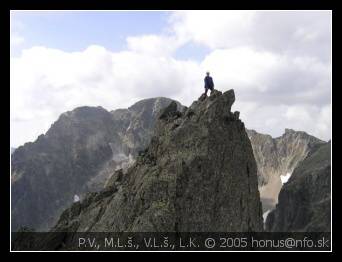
[204,76,214,89]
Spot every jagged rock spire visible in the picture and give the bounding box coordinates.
[48,89,263,235]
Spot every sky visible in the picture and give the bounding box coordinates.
[10,10,332,148]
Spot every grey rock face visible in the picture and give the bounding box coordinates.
[265,141,331,232]
[11,106,117,231]
[111,97,184,157]
[51,89,263,233]
[11,147,16,154]
[11,98,182,231]
[246,129,325,212]
[13,90,328,234]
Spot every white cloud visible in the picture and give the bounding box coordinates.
[282,104,332,140]
[170,10,331,61]
[126,34,184,56]
[200,47,279,92]
[170,10,256,49]
[11,33,24,46]
[201,48,331,105]
[10,45,201,147]
[10,11,332,147]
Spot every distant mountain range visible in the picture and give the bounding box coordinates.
[45,89,263,238]
[266,141,331,232]
[246,128,326,212]
[11,97,183,231]
[11,93,331,234]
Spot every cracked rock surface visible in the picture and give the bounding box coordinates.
[50,89,263,234]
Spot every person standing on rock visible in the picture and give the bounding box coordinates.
[204,72,214,95]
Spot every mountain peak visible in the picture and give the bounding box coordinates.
[11,97,184,231]
[59,106,109,121]
[247,126,327,213]
[284,128,295,134]
[128,97,184,114]
[47,89,263,236]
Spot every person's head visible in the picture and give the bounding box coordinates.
[206,71,210,76]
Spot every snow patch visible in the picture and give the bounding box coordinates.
[115,154,135,171]
[152,99,160,115]
[112,153,129,162]
[126,122,133,132]
[74,194,80,202]
[281,172,292,184]
[263,209,271,223]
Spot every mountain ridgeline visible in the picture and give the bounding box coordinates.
[11,90,331,234]
[246,129,326,212]
[266,141,331,232]
[11,97,183,231]
[47,89,264,234]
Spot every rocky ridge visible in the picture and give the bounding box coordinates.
[50,89,263,234]
[246,129,325,212]
[11,98,182,231]
[266,141,331,232]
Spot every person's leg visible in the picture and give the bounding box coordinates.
[204,88,208,95]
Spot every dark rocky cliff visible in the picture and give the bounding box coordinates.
[246,129,325,212]
[265,141,331,232]
[12,92,329,234]
[50,89,263,233]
